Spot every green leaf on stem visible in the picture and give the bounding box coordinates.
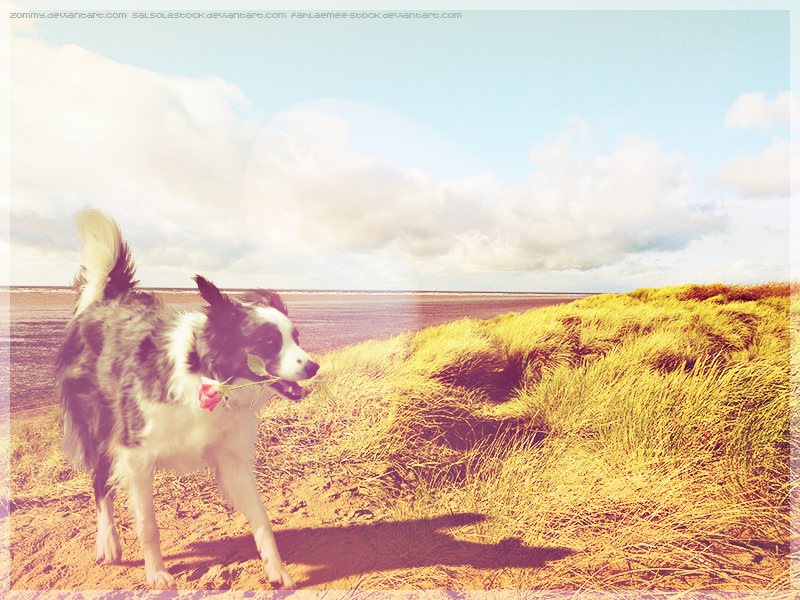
[247,354,270,377]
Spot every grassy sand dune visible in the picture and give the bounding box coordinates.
[297,282,791,589]
[9,282,793,590]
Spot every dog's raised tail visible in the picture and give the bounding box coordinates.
[73,209,138,315]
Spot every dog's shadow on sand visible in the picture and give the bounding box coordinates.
[170,512,574,588]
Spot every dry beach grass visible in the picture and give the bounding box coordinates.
[6,282,795,592]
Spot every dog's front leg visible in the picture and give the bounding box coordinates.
[213,451,296,590]
[95,489,122,563]
[129,464,175,590]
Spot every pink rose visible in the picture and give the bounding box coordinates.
[198,377,223,411]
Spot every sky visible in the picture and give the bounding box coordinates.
[5,1,796,292]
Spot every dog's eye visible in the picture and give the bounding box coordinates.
[254,323,282,349]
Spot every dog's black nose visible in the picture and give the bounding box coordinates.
[305,361,320,379]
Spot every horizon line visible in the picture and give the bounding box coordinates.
[5,285,602,296]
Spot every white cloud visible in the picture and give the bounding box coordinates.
[709,138,794,198]
[241,109,446,254]
[11,35,260,242]
[712,91,796,201]
[724,91,794,131]
[11,35,725,287]
[240,116,724,274]
[479,129,724,271]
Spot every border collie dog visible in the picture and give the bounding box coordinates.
[57,209,318,590]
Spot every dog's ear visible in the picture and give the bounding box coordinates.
[194,275,234,312]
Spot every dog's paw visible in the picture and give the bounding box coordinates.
[95,529,122,564]
[263,558,296,590]
[147,569,176,590]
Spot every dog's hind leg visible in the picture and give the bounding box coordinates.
[213,451,296,590]
[94,455,121,563]
[128,463,175,590]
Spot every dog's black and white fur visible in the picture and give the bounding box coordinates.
[57,209,318,590]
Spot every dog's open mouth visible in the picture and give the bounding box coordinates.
[268,379,303,402]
